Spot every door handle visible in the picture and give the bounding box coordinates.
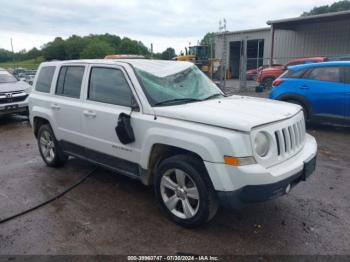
[51,103,60,110]
[299,85,309,89]
[83,110,96,118]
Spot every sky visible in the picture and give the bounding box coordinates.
[0,0,335,54]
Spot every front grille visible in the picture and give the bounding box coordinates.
[274,118,305,156]
[0,92,28,104]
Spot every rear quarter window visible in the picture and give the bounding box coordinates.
[281,69,306,79]
[35,66,56,93]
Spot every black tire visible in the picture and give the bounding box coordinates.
[261,77,274,90]
[37,124,68,167]
[154,154,219,228]
[285,99,310,122]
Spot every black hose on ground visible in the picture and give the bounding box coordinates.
[0,167,98,224]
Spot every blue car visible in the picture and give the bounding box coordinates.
[269,61,350,126]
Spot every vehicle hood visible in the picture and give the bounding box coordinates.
[0,81,30,93]
[153,96,301,132]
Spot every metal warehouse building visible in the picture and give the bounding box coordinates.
[215,10,350,80]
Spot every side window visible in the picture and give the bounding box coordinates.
[306,67,341,83]
[35,66,56,93]
[56,66,85,98]
[88,67,133,107]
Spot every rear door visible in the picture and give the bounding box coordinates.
[301,66,345,122]
[52,65,86,145]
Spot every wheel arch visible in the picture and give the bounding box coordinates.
[140,143,207,186]
[33,116,52,138]
[277,93,313,119]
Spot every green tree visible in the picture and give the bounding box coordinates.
[161,47,176,60]
[24,48,42,60]
[119,37,149,55]
[80,40,114,59]
[42,37,66,60]
[200,32,215,58]
[0,33,152,63]
[0,48,13,62]
[302,0,350,16]
[64,35,88,59]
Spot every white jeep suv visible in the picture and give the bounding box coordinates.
[29,59,317,227]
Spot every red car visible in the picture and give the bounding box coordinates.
[257,57,328,89]
[246,64,283,80]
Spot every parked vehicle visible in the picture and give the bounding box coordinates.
[257,57,327,89]
[24,70,37,85]
[246,64,283,81]
[13,67,26,77]
[29,59,317,227]
[0,70,31,116]
[246,69,258,80]
[17,72,27,82]
[269,61,350,126]
[328,55,350,61]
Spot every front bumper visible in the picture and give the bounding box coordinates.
[0,101,28,116]
[204,133,317,208]
[217,155,316,209]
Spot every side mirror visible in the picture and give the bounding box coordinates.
[115,113,135,144]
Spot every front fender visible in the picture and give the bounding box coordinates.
[140,127,220,168]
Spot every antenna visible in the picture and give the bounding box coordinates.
[218,18,227,32]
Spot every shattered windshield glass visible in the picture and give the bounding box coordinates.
[135,65,222,106]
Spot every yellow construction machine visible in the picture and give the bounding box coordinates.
[176,45,221,79]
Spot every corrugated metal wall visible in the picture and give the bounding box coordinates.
[215,18,350,68]
[273,19,350,64]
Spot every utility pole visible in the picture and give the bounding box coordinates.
[219,18,227,90]
[239,36,247,91]
[10,38,15,69]
[150,43,153,59]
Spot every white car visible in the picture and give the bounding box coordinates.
[0,70,31,116]
[29,59,317,227]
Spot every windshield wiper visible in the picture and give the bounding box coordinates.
[202,93,224,101]
[154,98,202,106]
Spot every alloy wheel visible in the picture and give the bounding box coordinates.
[39,130,55,162]
[160,168,200,219]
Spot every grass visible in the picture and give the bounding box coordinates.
[0,57,44,70]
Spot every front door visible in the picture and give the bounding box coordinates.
[80,65,141,175]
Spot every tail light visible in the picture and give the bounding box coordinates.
[272,79,283,87]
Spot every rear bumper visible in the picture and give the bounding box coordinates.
[217,155,316,209]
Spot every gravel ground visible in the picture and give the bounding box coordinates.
[0,104,349,256]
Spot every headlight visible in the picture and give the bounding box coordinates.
[254,132,270,157]
[24,86,32,94]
